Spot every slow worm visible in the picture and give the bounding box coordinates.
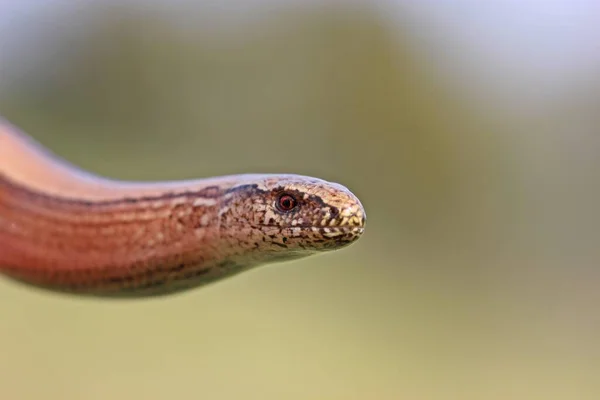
[0,119,366,297]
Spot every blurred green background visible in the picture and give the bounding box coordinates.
[1,1,599,399]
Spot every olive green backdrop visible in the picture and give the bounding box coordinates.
[1,3,598,400]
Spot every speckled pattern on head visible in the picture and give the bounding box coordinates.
[217,175,366,265]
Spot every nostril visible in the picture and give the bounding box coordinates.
[330,207,339,218]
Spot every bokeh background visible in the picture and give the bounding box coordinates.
[1,1,599,399]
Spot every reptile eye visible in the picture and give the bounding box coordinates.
[276,193,298,212]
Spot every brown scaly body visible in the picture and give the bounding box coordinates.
[0,119,366,297]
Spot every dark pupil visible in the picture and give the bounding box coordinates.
[279,195,296,210]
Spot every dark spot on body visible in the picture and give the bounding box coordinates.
[197,185,222,198]
[136,278,169,290]
[217,260,240,269]
[106,276,132,284]
[144,268,157,278]
[183,269,210,279]
[173,264,185,271]
[224,184,261,196]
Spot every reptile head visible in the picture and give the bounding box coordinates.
[218,174,366,263]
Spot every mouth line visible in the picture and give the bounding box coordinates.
[261,224,364,232]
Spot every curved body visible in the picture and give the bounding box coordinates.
[0,119,365,297]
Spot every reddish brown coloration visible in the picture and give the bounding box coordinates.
[0,119,366,297]
[0,175,225,295]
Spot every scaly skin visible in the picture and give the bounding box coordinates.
[0,119,366,297]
